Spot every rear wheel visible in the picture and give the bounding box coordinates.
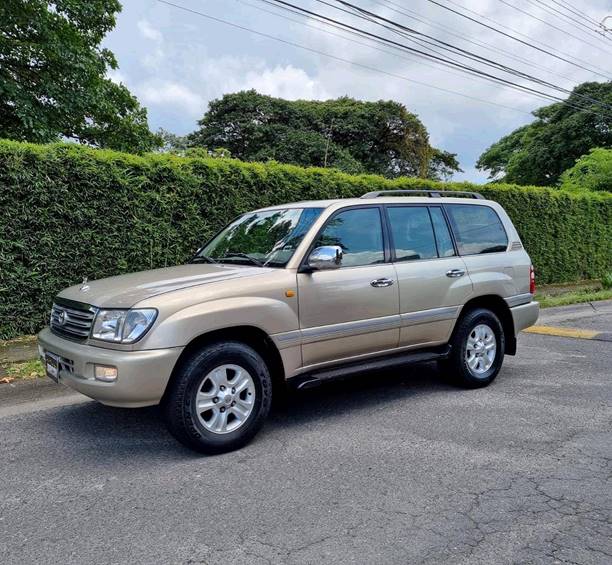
[164,341,272,454]
[442,308,505,388]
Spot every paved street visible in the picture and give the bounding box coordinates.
[1,302,611,564]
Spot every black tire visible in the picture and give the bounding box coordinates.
[164,341,273,454]
[442,308,505,388]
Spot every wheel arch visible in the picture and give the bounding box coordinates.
[160,325,286,405]
[455,295,517,355]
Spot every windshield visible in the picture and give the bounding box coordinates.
[193,207,324,268]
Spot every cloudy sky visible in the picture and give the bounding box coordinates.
[104,0,612,182]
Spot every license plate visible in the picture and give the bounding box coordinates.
[45,353,60,383]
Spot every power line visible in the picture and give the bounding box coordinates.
[240,0,522,87]
[316,0,612,113]
[243,0,583,109]
[369,0,580,86]
[156,0,611,120]
[154,0,541,116]
[264,0,596,111]
[548,0,602,28]
[529,0,612,42]
[494,0,612,54]
[424,0,610,79]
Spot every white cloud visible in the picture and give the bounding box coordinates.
[195,57,330,101]
[240,65,330,100]
[137,20,162,42]
[138,81,203,116]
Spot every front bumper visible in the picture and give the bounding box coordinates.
[511,301,540,333]
[37,328,183,407]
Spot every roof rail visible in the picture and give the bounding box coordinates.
[360,189,484,199]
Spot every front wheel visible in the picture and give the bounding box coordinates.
[442,308,505,388]
[164,341,272,454]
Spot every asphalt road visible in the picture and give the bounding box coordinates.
[1,302,611,564]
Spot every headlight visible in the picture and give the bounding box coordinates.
[91,309,157,343]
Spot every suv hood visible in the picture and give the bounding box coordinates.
[58,264,272,308]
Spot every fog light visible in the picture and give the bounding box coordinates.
[94,365,118,382]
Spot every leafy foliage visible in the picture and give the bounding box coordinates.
[188,90,460,180]
[559,148,612,193]
[0,139,610,338]
[477,82,612,186]
[0,0,160,152]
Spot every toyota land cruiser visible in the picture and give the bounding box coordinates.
[38,190,539,453]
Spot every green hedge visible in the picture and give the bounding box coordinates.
[1,140,611,339]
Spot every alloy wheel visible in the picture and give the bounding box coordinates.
[194,364,256,434]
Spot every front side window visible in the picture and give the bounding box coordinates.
[195,207,323,268]
[314,207,384,267]
[387,206,437,262]
[446,204,508,255]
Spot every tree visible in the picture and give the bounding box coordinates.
[428,148,462,181]
[477,82,612,186]
[0,0,160,152]
[188,90,460,179]
[559,148,612,193]
[158,128,190,153]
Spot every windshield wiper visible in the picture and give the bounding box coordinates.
[190,255,217,264]
[219,253,264,267]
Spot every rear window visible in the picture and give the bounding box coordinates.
[446,204,508,255]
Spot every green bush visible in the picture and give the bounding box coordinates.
[602,273,612,290]
[559,148,612,193]
[1,139,611,339]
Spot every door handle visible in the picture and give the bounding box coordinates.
[371,278,395,288]
[446,269,465,278]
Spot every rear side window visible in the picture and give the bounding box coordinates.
[446,204,508,255]
[387,206,437,261]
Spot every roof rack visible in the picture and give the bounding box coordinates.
[360,189,484,200]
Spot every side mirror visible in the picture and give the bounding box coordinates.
[307,245,343,270]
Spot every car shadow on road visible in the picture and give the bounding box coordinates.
[42,362,455,460]
[271,362,455,428]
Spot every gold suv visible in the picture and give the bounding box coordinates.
[38,190,539,453]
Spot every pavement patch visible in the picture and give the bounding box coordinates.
[523,325,612,341]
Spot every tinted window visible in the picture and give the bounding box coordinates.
[314,207,384,267]
[429,207,455,257]
[446,204,508,255]
[387,206,437,262]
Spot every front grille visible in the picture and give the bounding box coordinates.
[50,300,97,341]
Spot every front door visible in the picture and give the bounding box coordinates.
[297,206,400,368]
[386,205,473,347]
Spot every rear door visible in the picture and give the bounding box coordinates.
[297,206,400,368]
[387,205,472,347]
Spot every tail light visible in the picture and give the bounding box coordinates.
[529,265,536,294]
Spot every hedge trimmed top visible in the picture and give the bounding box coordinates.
[0,139,610,339]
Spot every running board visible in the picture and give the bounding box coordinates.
[290,345,451,390]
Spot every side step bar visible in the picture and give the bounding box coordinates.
[289,345,451,390]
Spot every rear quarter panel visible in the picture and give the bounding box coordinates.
[456,202,532,299]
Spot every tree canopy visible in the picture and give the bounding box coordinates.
[476,82,612,186]
[0,0,160,152]
[187,90,460,180]
[559,148,612,193]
